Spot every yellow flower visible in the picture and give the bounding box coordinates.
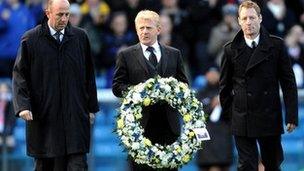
[135,113,142,120]
[147,83,153,88]
[143,98,151,106]
[117,119,124,129]
[143,138,152,146]
[176,147,181,153]
[180,83,188,90]
[188,131,195,138]
[183,114,192,122]
[153,157,160,163]
[182,154,190,163]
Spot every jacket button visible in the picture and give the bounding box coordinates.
[264,91,268,95]
[247,92,252,96]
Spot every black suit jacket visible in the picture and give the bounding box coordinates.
[219,27,298,137]
[112,43,188,135]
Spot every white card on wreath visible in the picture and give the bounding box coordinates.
[192,128,210,141]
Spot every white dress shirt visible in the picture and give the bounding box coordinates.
[140,41,161,62]
[48,25,65,42]
[245,34,260,48]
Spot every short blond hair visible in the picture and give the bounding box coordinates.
[135,10,160,28]
[238,0,261,16]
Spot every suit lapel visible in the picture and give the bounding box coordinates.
[245,35,273,73]
[59,25,75,50]
[160,44,169,76]
[245,47,271,73]
[232,43,247,61]
[134,44,149,74]
[231,26,274,74]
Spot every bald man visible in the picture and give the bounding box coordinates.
[12,0,99,170]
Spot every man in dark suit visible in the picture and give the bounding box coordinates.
[219,1,298,171]
[112,10,188,171]
[12,0,99,170]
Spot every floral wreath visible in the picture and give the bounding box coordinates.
[116,76,207,169]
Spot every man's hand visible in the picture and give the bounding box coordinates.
[211,96,220,109]
[286,123,296,133]
[19,110,33,121]
[89,113,95,124]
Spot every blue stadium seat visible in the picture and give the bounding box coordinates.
[93,125,117,143]
[282,139,304,155]
[93,142,124,157]
[14,126,25,143]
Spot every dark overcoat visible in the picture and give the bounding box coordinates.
[12,21,99,157]
[112,43,188,136]
[219,27,298,137]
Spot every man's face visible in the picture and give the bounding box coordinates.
[238,7,262,39]
[136,18,161,46]
[46,0,70,31]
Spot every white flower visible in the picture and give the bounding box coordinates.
[131,142,140,150]
[194,120,204,127]
[132,93,142,104]
[156,150,165,159]
[182,144,190,151]
[125,113,135,122]
[134,82,145,92]
[183,89,191,98]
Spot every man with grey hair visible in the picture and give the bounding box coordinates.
[112,10,188,171]
[12,0,99,170]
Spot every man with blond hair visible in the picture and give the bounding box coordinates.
[112,10,188,171]
[220,1,298,171]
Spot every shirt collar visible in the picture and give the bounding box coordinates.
[48,23,65,36]
[244,34,260,48]
[140,41,160,52]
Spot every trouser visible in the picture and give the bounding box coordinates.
[34,153,88,171]
[234,135,283,171]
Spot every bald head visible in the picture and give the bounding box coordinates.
[47,0,70,11]
[46,0,70,31]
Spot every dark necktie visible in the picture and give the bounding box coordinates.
[147,46,158,67]
[54,31,61,44]
[252,41,257,50]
